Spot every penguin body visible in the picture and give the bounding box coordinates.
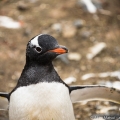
[0,34,120,120]
[9,82,74,120]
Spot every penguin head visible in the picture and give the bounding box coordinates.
[26,34,68,64]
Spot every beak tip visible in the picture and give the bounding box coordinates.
[61,46,68,54]
[61,46,68,53]
[64,48,68,53]
[65,48,69,53]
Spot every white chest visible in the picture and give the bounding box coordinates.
[9,82,75,120]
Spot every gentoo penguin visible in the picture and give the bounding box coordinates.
[0,34,120,120]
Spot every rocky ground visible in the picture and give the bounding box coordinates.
[0,0,120,120]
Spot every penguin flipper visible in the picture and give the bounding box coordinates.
[0,92,9,100]
[70,85,120,104]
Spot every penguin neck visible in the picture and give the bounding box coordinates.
[17,61,63,87]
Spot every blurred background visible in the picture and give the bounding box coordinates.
[0,0,120,119]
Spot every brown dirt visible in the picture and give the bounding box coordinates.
[0,0,120,120]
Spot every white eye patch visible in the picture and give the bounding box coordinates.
[30,34,43,47]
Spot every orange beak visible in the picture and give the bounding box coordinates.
[49,46,68,54]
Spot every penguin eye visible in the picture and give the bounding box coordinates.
[35,47,42,53]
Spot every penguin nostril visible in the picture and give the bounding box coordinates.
[35,47,42,53]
